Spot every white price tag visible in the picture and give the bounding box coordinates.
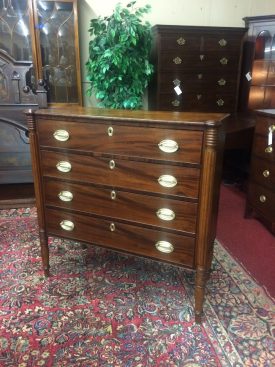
[174,85,182,95]
[246,72,252,81]
[268,130,273,146]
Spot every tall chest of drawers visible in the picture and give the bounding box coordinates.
[245,110,275,234]
[27,107,227,322]
[148,25,247,113]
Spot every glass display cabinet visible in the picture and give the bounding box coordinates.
[240,15,275,111]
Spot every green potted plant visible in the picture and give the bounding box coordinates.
[86,1,154,109]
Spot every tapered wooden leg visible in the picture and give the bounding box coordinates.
[39,230,49,277]
[194,265,207,323]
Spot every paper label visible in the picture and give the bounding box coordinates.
[246,72,252,81]
[268,130,273,146]
[174,85,182,95]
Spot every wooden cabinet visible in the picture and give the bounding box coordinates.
[26,106,228,322]
[148,25,247,113]
[0,0,82,185]
[240,16,275,111]
[245,110,275,234]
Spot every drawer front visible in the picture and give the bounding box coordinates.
[249,156,275,191]
[255,116,275,136]
[158,52,240,72]
[158,72,238,94]
[41,151,200,199]
[157,32,244,53]
[247,182,275,219]
[37,119,203,164]
[157,92,236,112]
[45,208,195,268]
[253,135,275,162]
[44,180,197,234]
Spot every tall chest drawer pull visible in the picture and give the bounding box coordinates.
[107,126,114,136]
[259,195,266,203]
[269,125,275,132]
[60,220,74,231]
[173,57,182,64]
[158,139,179,153]
[218,78,226,86]
[155,241,174,253]
[109,160,116,169]
[263,170,270,178]
[110,222,116,232]
[53,129,70,141]
[56,161,72,173]
[220,57,228,65]
[158,175,177,188]
[171,100,180,107]
[176,37,185,45]
[156,208,175,221]
[110,190,116,200]
[265,146,273,154]
[218,39,227,47]
[58,191,73,202]
[216,99,224,107]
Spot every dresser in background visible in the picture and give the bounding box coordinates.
[26,107,228,322]
[148,25,247,113]
[245,110,275,234]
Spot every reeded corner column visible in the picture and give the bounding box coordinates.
[194,123,223,323]
[26,110,50,276]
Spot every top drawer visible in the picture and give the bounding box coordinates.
[37,119,203,164]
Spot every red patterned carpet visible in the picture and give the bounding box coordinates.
[0,207,274,366]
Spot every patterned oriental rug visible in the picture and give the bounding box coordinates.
[0,208,274,367]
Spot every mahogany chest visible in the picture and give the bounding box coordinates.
[27,107,227,322]
[245,110,275,234]
[148,25,247,113]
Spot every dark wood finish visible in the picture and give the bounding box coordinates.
[245,110,275,234]
[27,106,228,323]
[148,25,247,113]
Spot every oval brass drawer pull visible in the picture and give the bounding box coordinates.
[60,220,74,231]
[110,190,116,200]
[265,146,273,153]
[107,126,114,136]
[56,161,72,173]
[110,222,116,232]
[109,160,115,169]
[58,191,73,202]
[53,129,70,142]
[259,195,266,203]
[158,139,179,153]
[158,175,177,188]
[155,240,174,253]
[156,208,175,221]
[263,170,270,178]
[269,125,275,132]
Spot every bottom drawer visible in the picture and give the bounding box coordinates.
[45,208,195,268]
[247,182,275,219]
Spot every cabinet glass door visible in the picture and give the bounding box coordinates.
[31,0,82,105]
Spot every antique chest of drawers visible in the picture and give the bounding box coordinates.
[245,110,275,234]
[26,107,227,322]
[148,25,247,113]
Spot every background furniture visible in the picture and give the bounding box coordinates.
[240,15,275,112]
[245,110,275,234]
[148,25,247,113]
[0,0,82,188]
[26,106,227,322]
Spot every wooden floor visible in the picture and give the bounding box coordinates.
[0,183,35,209]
